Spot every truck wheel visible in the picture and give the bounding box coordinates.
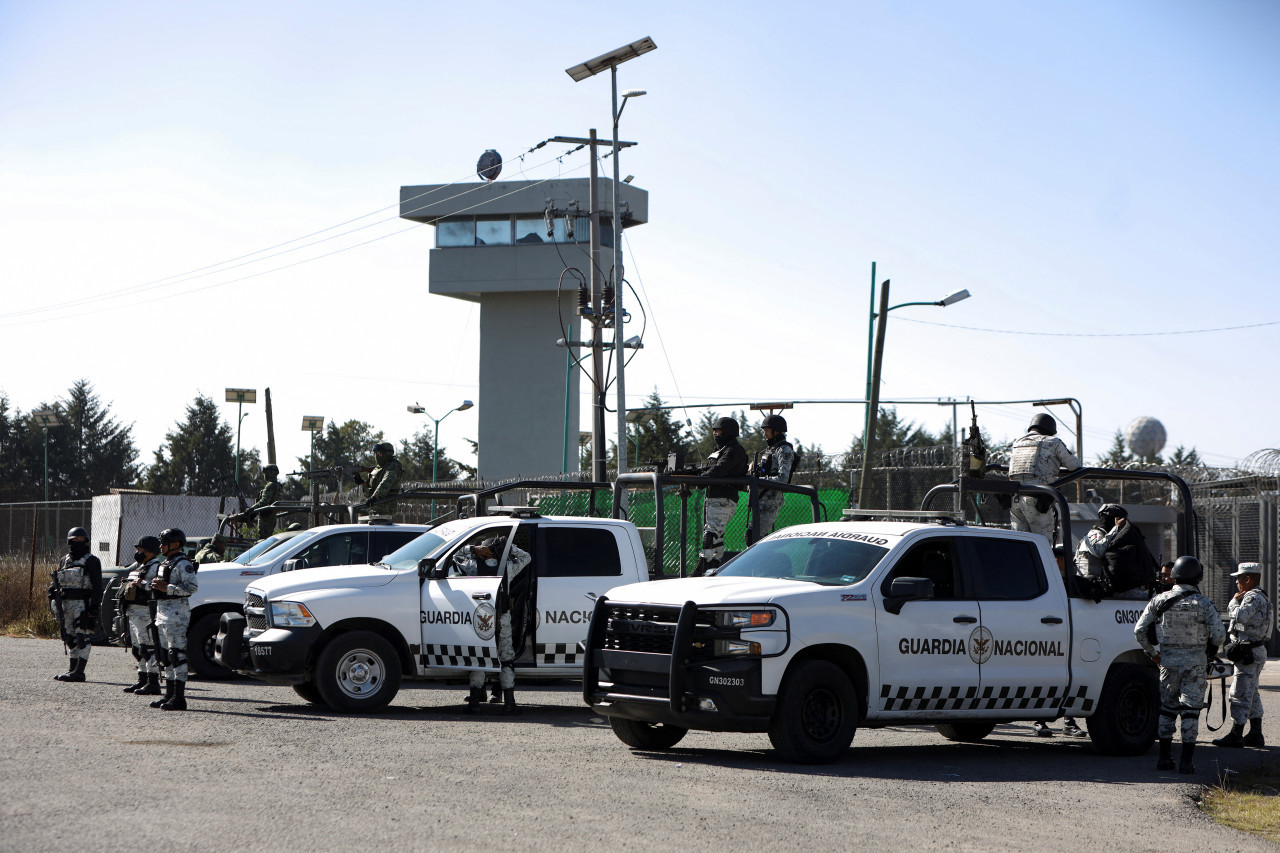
[610,716,688,750]
[935,722,997,742]
[188,613,234,680]
[1088,663,1159,756]
[292,682,326,706]
[314,631,401,713]
[767,660,858,764]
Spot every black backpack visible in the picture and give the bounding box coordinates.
[1103,523,1158,595]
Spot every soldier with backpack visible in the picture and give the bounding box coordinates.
[1074,504,1156,599]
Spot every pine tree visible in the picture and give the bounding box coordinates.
[147,395,237,494]
[1098,429,1134,467]
[397,428,463,483]
[1168,445,1202,467]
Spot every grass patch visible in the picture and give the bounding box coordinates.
[0,551,60,638]
[1201,761,1280,843]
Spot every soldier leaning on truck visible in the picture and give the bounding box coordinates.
[1213,562,1272,748]
[749,414,796,545]
[193,533,227,564]
[119,536,164,696]
[148,528,199,712]
[49,527,103,682]
[1007,413,1081,543]
[356,442,404,523]
[1135,556,1225,774]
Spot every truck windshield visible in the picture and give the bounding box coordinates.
[233,536,286,565]
[714,536,890,586]
[380,532,450,570]
[244,531,317,566]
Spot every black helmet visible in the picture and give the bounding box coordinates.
[762,414,788,434]
[263,464,279,476]
[134,535,161,553]
[66,526,89,541]
[1029,413,1057,435]
[1171,555,1203,584]
[159,528,187,546]
[1098,504,1128,523]
[712,417,740,440]
[373,442,394,455]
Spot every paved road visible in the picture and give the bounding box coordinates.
[2,637,1277,853]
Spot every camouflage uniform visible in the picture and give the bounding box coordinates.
[152,553,198,685]
[752,438,796,542]
[697,426,748,573]
[1135,584,1225,743]
[1073,524,1125,580]
[121,556,162,687]
[1225,586,1272,726]
[192,539,226,564]
[361,458,405,522]
[1007,431,1080,543]
[49,549,103,675]
[248,478,281,540]
[460,544,532,693]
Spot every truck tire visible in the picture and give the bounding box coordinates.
[1088,663,1159,756]
[610,716,688,751]
[314,631,401,713]
[188,613,234,680]
[292,682,326,707]
[935,721,997,742]
[767,660,858,764]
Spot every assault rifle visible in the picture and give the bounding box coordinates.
[961,401,988,479]
[289,464,370,479]
[48,566,69,654]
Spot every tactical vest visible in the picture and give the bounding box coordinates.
[55,555,95,599]
[757,441,795,481]
[152,556,195,600]
[1008,433,1051,482]
[1158,596,1210,649]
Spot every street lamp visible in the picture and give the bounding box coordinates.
[225,388,257,492]
[408,400,474,486]
[567,36,656,480]
[857,280,972,508]
[32,409,61,502]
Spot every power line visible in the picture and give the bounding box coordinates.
[897,316,1280,337]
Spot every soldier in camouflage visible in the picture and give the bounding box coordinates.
[243,465,282,541]
[356,442,404,523]
[749,414,796,545]
[148,528,199,711]
[1007,413,1081,544]
[49,527,103,682]
[455,536,533,715]
[695,417,748,576]
[119,536,163,695]
[1135,556,1225,773]
[193,533,227,564]
[1213,562,1272,748]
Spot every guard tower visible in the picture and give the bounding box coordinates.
[400,178,649,481]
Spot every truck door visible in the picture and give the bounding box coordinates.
[962,535,1070,718]
[875,535,983,718]
[532,524,624,672]
[418,525,512,676]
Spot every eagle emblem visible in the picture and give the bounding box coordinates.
[473,602,497,641]
[968,626,994,664]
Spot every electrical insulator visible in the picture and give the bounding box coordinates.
[578,283,592,316]
[602,284,615,314]
[564,213,575,241]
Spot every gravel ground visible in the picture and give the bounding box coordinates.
[2,636,1277,853]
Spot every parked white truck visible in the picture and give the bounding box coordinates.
[218,509,652,711]
[584,474,1193,763]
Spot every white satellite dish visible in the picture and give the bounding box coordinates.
[1125,416,1167,458]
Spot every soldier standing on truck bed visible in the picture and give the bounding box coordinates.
[1007,413,1081,544]
[240,465,282,541]
[695,417,748,576]
[1213,562,1272,749]
[49,526,103,682]
[148,528,199,711]
[119,536,163,696]
[1135,556,1225,774]
[749,414,796,545]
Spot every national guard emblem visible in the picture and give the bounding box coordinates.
[473,602,496,640]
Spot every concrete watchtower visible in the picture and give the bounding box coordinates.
[399,178,649,481]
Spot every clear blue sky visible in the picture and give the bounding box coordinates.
[1,0,1276,472]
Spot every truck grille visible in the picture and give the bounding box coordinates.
[245,592,268,633]
[602,604,680,654]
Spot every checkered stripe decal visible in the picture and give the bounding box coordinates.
[881,684,1065,712]
[535,643,579,665]
[419,644,498,669]
[1060,685,1094,713]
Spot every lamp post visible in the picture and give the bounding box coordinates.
[225,388,257,491]
[409,400,474,516]
[32,409,61,502]
[301,416,324,521]
[857,282,971,508]
[566,36,656,479]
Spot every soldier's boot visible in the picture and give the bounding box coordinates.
[1178,741,1196,775]
[161,680,187,711]
[150,680,175,708]
[53,658,79,681]
[464,687,485,715]
[135,672,162,696]
[1243,719,1265,748]
[489,685,502,704]
[123,671,148,693]
[58,658,87,682]
[1156,738,1176,771]
[1212,724,1245,748]
[500,688,521,717]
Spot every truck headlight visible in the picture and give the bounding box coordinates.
[269,601,316,628]
[714,639,763,656]
[714,610,776,628]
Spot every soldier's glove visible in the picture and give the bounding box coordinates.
[47,584,57,600]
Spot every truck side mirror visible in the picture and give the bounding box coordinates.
[281,559,306,573]
[884,577,934,615]
[417,557,437,579]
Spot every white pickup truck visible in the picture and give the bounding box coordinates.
[585,510,1164,764]
[218,510,650,712]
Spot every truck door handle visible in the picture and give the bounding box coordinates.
[953,616,977,624]
[1041,616,1063,624]
[472,593,492,601]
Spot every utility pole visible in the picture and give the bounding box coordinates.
[858,280,891,509]
[264,387,277,466]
